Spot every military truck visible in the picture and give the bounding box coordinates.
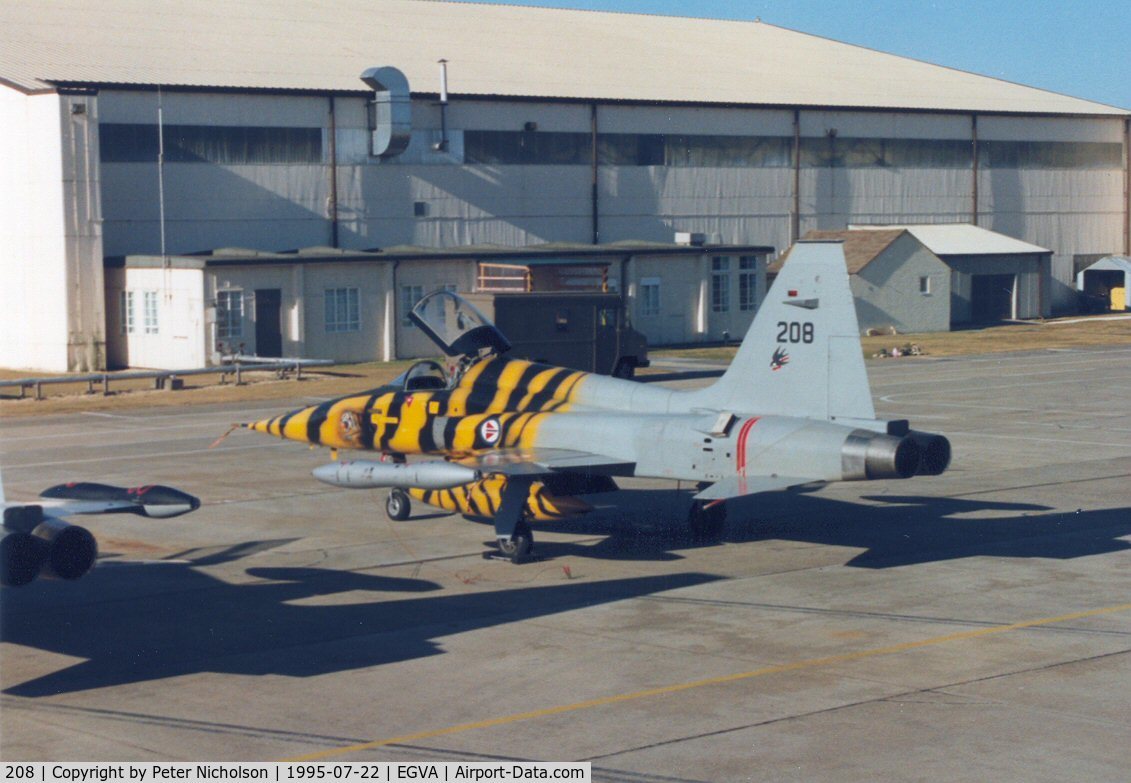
[463,290,649,378]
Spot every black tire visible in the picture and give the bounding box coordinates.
[497,520,534,562]
[386,489,411,521]
[688,500,726,541]
[612,359,635,380]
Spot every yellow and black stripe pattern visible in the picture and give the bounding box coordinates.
[245,357,594,521]
[247,357,588,454]
[408,477,591,522]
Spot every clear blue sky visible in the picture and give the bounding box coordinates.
[460,0,1131,110]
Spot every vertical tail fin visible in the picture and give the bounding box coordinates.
[692,241,875,421]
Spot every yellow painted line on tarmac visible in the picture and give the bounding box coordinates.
[282,601,1131,762]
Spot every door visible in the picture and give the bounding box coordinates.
[595,305,619,374]
[254,288,283,357]
[970,274,1015,323]
[1111,287,1126,311]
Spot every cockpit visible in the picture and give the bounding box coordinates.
[392,290,512,390]
[409,290,511,359]
[397,359,448,391]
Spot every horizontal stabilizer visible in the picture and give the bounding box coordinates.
[694,475,824,501]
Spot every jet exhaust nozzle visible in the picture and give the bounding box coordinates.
[907,431,951,476]
[1,520,98,587]
[843,431,920,480]
[313,460,480,490]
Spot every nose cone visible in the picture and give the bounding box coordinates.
[245,402,321,443]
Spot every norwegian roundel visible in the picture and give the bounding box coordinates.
[479,417,501,445]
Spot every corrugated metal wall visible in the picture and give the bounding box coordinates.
[96,91,1127,317]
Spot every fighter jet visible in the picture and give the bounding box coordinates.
[243,241,950,561]
[1,469,200,586]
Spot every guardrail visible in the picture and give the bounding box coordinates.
[0,359,336,401]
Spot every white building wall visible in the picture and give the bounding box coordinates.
[301,262,394,363]
[109,266,205,369]
[624,252,768,345]
[0,88,105,371]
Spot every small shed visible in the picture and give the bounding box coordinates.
[852,224,1053,324]
[775,230,952,334]
[1076,256,1131,312]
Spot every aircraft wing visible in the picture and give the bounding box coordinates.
[694,475,825,501]
[453,448,635,477]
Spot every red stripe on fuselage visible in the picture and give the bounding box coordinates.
[735,416,760,476]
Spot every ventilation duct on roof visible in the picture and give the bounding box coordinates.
[360,66,411,158]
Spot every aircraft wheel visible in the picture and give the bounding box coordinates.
[497,520,534,563]
[688,500,726,541]
[386,489,411,521]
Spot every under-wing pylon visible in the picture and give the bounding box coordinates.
[242,241,950,561]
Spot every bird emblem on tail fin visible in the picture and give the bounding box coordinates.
[770,346,790,371]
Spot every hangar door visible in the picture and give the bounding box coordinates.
[970,274,1015,322]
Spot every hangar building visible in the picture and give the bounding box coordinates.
[1,0,1128,370]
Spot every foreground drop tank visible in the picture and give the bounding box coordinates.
[39,482,201,518]
[312,460,481,491]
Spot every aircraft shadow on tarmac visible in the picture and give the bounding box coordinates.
[508,488,1131,569]
[4,491,1128,697]
[0,540,719,698]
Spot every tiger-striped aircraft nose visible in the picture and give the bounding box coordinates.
[246,403,320,442]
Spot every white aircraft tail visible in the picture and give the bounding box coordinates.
[691,241,876,421]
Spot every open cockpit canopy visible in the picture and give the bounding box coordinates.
[409,290,511,358]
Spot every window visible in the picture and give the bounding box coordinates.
[401,285,424,327]
[143,291,159,334]
[919,276,931,295]
[464,130,592,165]
[100,124,323,164]
[739,256,759,311]
[800,137,973,169]
[598,134,665,166]
[597,134,792,167]
[119,290,136,335]
[979,140,1121,170]
[216,290,243,339]
[640,278,661,316]
[325,287,360,333]
[711,257,730,313]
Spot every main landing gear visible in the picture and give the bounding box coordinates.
[384,484,535,563]
[491,476,538,563]
[495,519,534,563]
